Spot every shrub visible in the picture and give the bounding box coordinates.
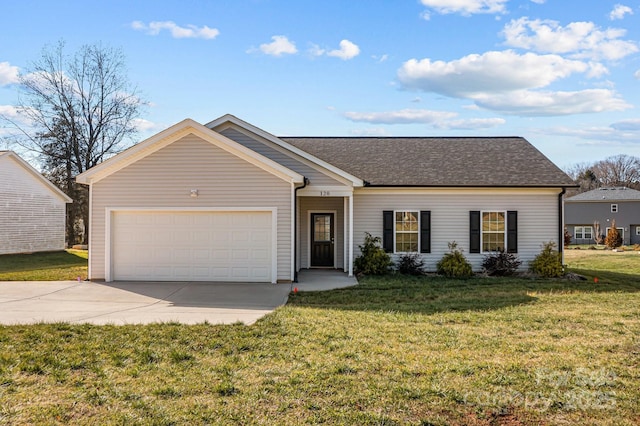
[529,241,563,278]
[354,232,393,275]
[564,227,572,247]
[396,253,425,275]
[437,242,473,278]
[481,249,522,276]
[604,219,622,249]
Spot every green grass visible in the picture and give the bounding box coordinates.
[0,251,638,424]
[0,250,88,281]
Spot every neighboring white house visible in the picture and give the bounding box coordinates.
[0,151,72,255]
[76,115,576,283]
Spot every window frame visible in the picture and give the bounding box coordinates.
[393,210,420,253]
[481,210,507,253]
[605,227,625,240]
[574,226,593,240]
[611,204,618,213]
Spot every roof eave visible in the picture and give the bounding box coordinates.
[76,119,304,186]
[206,114,364,187]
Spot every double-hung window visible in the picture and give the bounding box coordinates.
[395,211,419,252]
[481,211,506,252]
[383,210,430,254]
[574,226,593,240]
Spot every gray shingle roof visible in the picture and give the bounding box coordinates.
[281,136,575,187]
[566,187,640,202]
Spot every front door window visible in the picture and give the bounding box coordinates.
[311,213,334,267]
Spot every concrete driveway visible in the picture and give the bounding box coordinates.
[0,281,291,325]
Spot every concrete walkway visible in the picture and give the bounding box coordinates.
[0,281,290,325]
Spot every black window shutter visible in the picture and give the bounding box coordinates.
[470,211,481,253]
[383,211,394,253]
[420,211,431,253]
[507,211,518,253]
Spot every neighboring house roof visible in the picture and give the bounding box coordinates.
[0,151,72,203]
[281,136,576,187]
[566,187,640,202]
[76,119,304,185]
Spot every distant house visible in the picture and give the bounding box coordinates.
[76,114,575,283]
[0,151,72,255]
[565,187,640,246]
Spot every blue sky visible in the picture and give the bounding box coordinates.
[1,0,639,170]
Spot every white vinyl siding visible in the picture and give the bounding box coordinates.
[219,128,345,186]
[353,188,562,271]
[0,155,67,255]
[88,135,292,281]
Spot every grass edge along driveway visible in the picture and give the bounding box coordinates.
[0,250,638,425]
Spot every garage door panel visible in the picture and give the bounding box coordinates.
[112,211,272,282]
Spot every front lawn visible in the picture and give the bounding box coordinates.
[0,251,638,424]
[0,250,87,281]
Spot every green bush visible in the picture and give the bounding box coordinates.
[481,249,522,276]
[529,241,564,278]
[437,242,473,278]
[396,253,425,275]
[354,232,393,275]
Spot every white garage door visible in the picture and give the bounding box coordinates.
[111,210,273,282]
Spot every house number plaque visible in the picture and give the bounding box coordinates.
[320,191,330,196]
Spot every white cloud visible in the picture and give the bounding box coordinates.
[131,118,157,133]
[398,50,587,97]
[349,128,391,136]
[473,89,630,116]
[372,54,389,63]
[420,0,508,16]
[610,118,640,131]
[609,4,633,20]
[343,108,505,130]
[435,117,506,130]
[131,21,219,39]
[309,44,325,57]
[311,40,360,60]
[0,104,20,119]
[502,17,638,61]
[344,108,456,124]
[635,69,640,79]
[530,0,546,3]
[397,50,631,116]
[327,40,360,60]
[0,62,19,86]
[259,35,297,57]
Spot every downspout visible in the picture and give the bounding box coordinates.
[559,187,566,257]
[293,177,309,283]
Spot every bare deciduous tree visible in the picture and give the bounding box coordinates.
[593,220,603,245]
[1,41,145,244]
[591,154,640,189]
[564,154,640,195]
